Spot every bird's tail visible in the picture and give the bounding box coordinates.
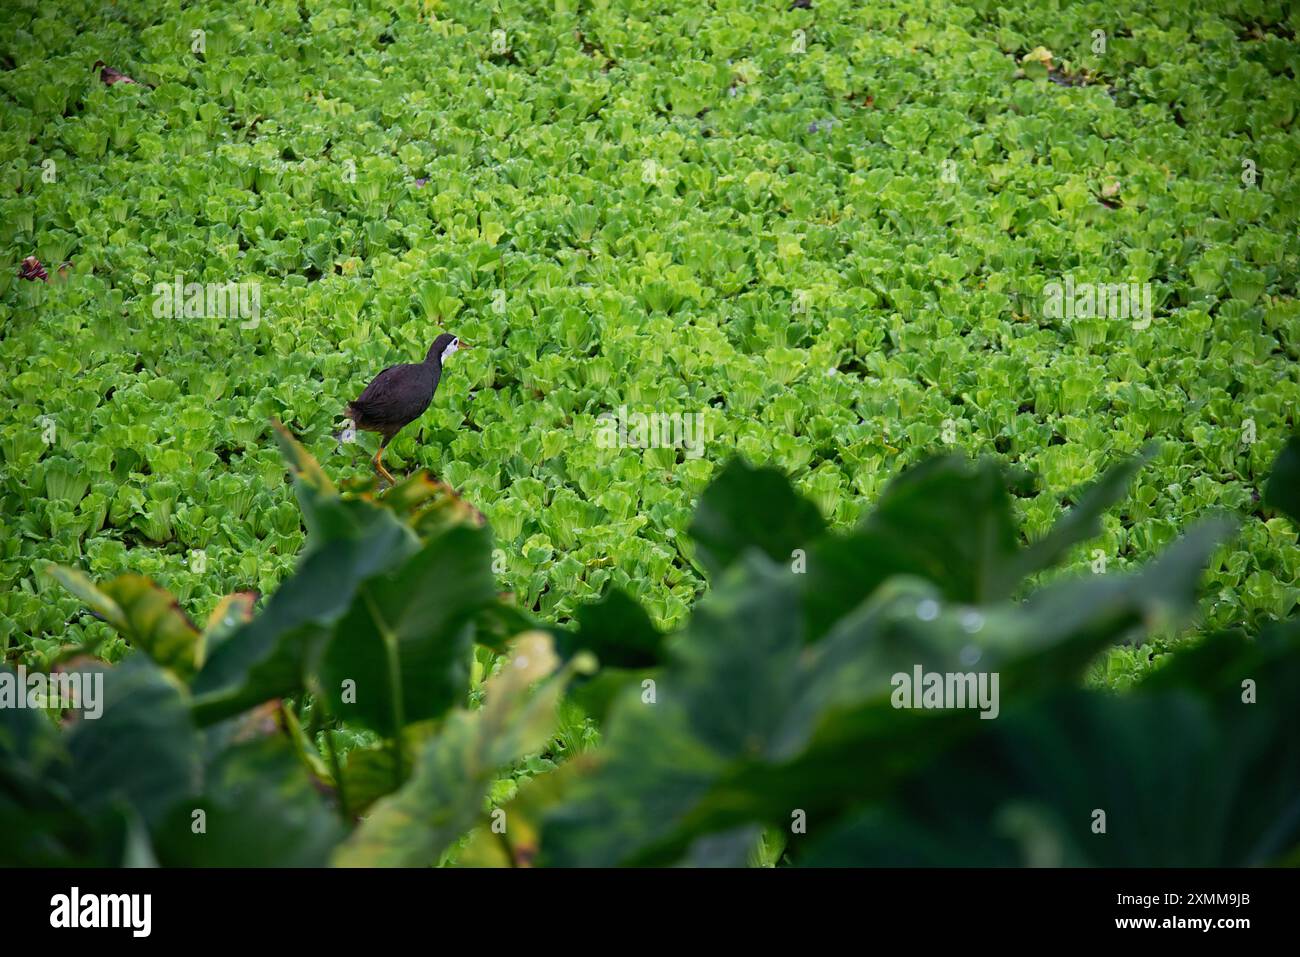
[332,417,357,453]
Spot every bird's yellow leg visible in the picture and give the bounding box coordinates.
[373,445,397,486]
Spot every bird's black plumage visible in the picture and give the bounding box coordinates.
[348,361,440,435]
[345,332,466,484]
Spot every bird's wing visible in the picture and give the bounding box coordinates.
[349,365,414,422]
[349,363,440,428]
[354,365,406,404]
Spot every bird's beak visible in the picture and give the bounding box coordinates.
[458,342,472,350]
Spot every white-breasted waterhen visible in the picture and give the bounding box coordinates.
[343,332,468,486]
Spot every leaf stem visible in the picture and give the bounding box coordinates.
[361,587,406,786]
[323,723,351,823]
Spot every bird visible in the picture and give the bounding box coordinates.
[92,60,137,85]
[343,332,468,487]
[16,257,73,283]
[18,257,47,281]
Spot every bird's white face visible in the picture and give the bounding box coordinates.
[441,337,460,361]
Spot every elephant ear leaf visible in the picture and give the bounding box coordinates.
[50,566,204,679]
[335,631,583,867]
[47,564,128,631]
[857,455,1020,604]
[565,588,664,668]
[319,523,498,736]
[1265,434,1300,527]
[800,648,1300,867]
[796,448,1151,632]
[272,419,393,550]
[271,418,336,498]
[65,656,202,829]
[688,458,826,578]
[201,592,258,652]
[997,446,1155,598]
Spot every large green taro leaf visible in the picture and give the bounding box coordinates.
[1266,434,1300,526]
[688,458,826,578]
[335,632,577,867]
[190,508,416,725]
[801,628,1300,866]
[49,567,204,679]
[541,520,1229,866]
[152,736,344,866]
[319,523,497,736]
[801,450,1156,638]
[64,657,201,828]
